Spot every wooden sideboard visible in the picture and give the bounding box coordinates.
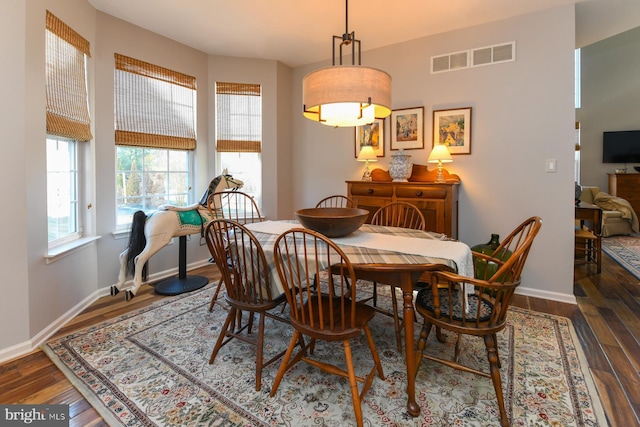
[608,173,640,215]
[346,165,460,239]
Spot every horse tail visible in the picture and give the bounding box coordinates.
[126,210,148,281]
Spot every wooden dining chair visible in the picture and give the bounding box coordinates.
[369,201,426,350]
[315,194,355,208]
[574,205,602,273]
[208,190,265,224]
[370,201,426,230]
[413,216,542,427]
[271,228,385,427]
[204,219,288,392]
[207,191,265,311]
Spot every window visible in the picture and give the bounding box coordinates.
[116,147,190,225]
[45,11,92,246]
[47,136,79,243]
[575,48,581,109]
[114,54,197,227]
[215,82,262,208]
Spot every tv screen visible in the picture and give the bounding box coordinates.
[602,131,640,163]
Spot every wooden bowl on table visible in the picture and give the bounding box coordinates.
[295,207,369,237]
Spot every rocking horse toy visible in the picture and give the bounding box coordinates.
[111,170,243,301]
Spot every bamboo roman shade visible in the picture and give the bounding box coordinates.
[115,53,197,150]
[45,10,92,142]
[215,82,262,153]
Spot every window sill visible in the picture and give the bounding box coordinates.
[112,229,130,240]
[45,236,101,264]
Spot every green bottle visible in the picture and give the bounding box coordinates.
[471,234,511,280]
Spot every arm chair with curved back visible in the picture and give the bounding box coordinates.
[315,194,355,208]
[208,190,265,225]
[414,216,542,427]
[207,191,265,311]
[270,228,385,427]
[369,201,426,350]
[204,219,288,392]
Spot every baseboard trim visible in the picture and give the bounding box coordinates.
[0,258,213,364]
[516,286,577,305]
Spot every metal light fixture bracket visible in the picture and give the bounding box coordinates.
[301,0,392,127]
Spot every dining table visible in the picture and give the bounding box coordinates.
[244,219,473,417]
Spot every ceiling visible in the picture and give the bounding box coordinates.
[88,0,640,68]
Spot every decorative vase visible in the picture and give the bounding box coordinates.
[471,234,511,280]
[389,149,412,182]
[575,182,582,206]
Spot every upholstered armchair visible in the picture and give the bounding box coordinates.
[580,186,638,237]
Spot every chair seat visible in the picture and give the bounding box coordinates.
[415,288,493,322]
[294,296,376,340]
[575,228,597,240]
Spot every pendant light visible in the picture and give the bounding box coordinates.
[302,0,392,127]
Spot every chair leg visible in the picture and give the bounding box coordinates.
[255,312,266,391]
[270,331,302,397]
[485,334,509,427]
[493,333,502,369]
[372,282,378,306]
[343,339,364,427]
[390,287,402,352]
[208,278,224,311]
[363,325,385,380]
[209,308,235,364]
[247,311,255,334]
[415,320,434,375]
[454,333,462,363]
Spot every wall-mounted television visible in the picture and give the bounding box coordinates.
[602,130,640,163]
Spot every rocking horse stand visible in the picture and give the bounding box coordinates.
[154,235,208,295]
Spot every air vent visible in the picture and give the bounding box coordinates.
[430,41,516,74]
[431,50,469,74]
[471,42,515,67]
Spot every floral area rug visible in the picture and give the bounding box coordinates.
[42,283,606,426]
[602,234,640,280]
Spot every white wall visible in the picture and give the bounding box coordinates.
[207,55,292,220]
[578,26,640,190]
[0,0,30,356]
[291,6,577,302]
[15,0,99,358]
[1,1,294,361]
[93,12,211,291]
[1,1,578,361]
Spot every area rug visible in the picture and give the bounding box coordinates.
[602,234,640,280]
[42,284,606,426]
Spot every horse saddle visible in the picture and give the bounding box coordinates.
[175,209,207,227]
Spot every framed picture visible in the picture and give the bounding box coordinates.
[432,107,472,154]
[390,107,424,150]
[354,118,385,158]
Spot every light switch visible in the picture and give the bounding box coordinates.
[546,159,556,173]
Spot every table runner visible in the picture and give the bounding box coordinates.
[246,220,473,278]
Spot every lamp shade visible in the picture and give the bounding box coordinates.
[357,145,378,162]
[427,144,453,163]
[303,65,392,127]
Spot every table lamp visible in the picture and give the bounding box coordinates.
[427,144,453,183]
[357,145,378,181]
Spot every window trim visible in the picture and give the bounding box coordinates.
[47,135,83,249]
[115,146,194,230]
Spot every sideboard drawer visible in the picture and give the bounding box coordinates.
[396,186,447,200]
[350,184,394,197]
[347,180,459,239]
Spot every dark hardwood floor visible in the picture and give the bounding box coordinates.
[0,256,639,426]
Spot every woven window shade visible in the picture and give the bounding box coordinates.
[215,82,261,153]
[45,11,92,142]
[115,53,197,150]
